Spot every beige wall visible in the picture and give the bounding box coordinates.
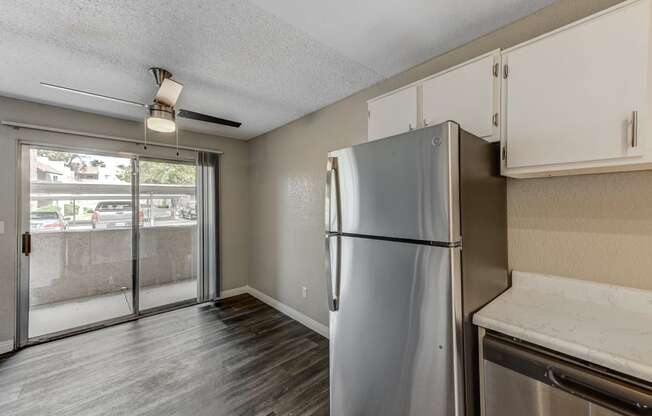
[508,172,652,290]
[248,0,642,327]
[0,96,249,344]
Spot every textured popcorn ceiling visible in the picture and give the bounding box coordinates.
[250,0,555,78]
[0,0,553,140]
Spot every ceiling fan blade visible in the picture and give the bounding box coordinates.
[40,82,146,108]
[154,78,183,107]
[177,109,242,128]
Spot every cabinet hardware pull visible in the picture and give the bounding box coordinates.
[493,63,499,78]
[492,113,499,127]
[632,110,639,148]
[409,123,414,131]
[503,64,509,79]
[423,119,429,127]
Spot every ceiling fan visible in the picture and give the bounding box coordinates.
[41,68,242,133]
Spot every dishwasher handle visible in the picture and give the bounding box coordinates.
[546,365,652,416]
[483,334,652,416]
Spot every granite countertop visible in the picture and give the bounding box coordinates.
[473,271,652,383]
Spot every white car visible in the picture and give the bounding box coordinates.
[30,211,67,232]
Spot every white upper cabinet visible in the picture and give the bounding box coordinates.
[422,52,500,141]
[367,86,418,141]
[502,0,651,176]
[367,51,501,143]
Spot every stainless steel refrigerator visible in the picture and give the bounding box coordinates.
[325,121,508,416]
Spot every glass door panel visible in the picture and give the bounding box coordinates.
[24,146,136,339]
[138,158,198,310]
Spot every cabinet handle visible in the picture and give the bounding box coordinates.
[632,110,639,148]
[423,119,429,127]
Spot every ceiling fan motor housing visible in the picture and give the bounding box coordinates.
[149,67,172,86]
[149,103,175,119]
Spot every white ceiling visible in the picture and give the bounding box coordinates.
[0,0,554,140]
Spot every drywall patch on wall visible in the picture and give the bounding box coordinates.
[507,171,652,291]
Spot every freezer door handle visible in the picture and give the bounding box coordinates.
[325,157,341,234]
[324,235,341,312]
[546,366,652,416]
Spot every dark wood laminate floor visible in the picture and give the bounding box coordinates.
[0,294,330,416]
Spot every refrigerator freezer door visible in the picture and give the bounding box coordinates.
[329,235,463,416]
[327,122,460,243]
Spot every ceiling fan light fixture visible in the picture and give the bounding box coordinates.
[147,104,176,133]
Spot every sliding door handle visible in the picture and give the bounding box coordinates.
[632,110,639,148]
[325,157,341,233]
[21,232,31,256]
[325,235,341,312]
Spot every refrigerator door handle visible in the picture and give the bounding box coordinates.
[325,156,342,234]
[325,235,341,312]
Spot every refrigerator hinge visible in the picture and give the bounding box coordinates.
[492,62,499,78]
[503,64,509,79]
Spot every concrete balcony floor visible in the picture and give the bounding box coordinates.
[29,279,197,338]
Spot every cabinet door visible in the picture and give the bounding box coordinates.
[367,86,417,141]
[422,52,500,141]
[502,0,649,170]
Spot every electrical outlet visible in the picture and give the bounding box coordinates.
[301,286,308,299]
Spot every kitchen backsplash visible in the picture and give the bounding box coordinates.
[507,170,652,291]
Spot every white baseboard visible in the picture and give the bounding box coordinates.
[221,286,329,339]
[0,339,14,354]
[218,286,249,299]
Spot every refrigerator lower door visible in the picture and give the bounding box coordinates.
[328,235,463,416]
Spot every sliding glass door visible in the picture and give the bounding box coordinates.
[138,158,198,311]
[18,144,206,345]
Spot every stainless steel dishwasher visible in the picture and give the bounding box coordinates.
[481,332,652,416]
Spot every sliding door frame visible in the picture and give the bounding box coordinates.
[15,141,216,348]
[131,157,140,315]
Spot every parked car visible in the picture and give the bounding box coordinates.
[30,211,67,232]
[91,201,143,229]
[178,200,197,220]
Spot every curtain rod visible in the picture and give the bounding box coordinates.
[1,121,224,155]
